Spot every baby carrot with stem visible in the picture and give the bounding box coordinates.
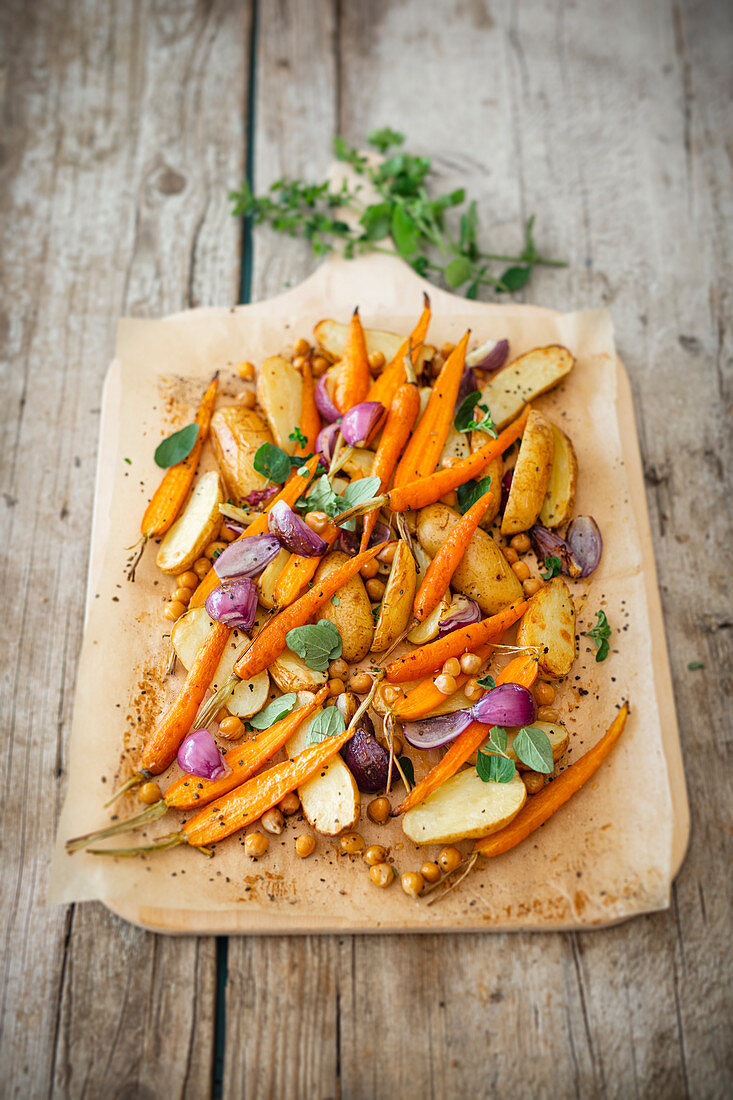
[332,307,371,414]
[367,293,431,407]
[474,704,629,857]
[296,357,321,455]
[413,486,494,621]
[128,373,220,580]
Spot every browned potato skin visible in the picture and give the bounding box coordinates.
[315,551,374,661]
[478,345,575,429]
[255,356,303,454]
[501,409,555,535]
[210,407,273,504]
[416,503,523,616]
[469,439,503,528]
[517,577,576,677]
[372,540,418,652]
[539,424,578,528]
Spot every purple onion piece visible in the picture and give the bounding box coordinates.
[566,515,603,577]
[529,523,582,579]
[437,595,482,638]
[339,518,391,556]
[466,338,509,373]
[455,367,478,411]
[340,401,385,446]
[244,484,279,509]
[340,714,389,791]
[315,372,341,422]
[205,579,258,632]
[222,517,246,538]
[500,469,514,512]
[403,708,475,751]
[214,533,281,581]
[268,500,327,557]
[471,683,537,727]
[177,729,229,781]
[316,421,342,468]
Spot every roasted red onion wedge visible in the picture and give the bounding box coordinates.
[340,714,390,791]
[466,338,509,373]
[213,533,281,580]
[205,578,257,632]
[316,421,341,467]
[566,515,603,577]
[338,519,391,556]
[500,468,514,512]
[244,484,279,509]
[268,500,327,557]
[529,523,582,578]
[315,372,341,422]
[437,595,482,638]
[455,367,478,410]
[177,729,229,781]
[340,401,384,446]
[403,709,475,750]
[471,683,537,727]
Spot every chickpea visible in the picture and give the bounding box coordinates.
[369,863,395,888]
[205,541,228,562]
[164,600,187,622]
[295,833,316,858]
[360,558,380,580]
[434,673,457,695]
[336,692,358,724]
[534,681,556,707]
[364,844,388,867]
[510,533,531,554]
[511,561,530,582]
[294,337,310,357]
[523,771,546,795]
[176,570,199,590]
[219,715,244,740]
[401,871,425,898]
[377,541,398,564]
[504,547,519,565]
[292,355,306,370]
[328,678,345,697]
[260,807,284,835]
[366,578,385,602]
[523,577,543,597]
[304,510,329,534]
[464,678,484,702]
[368,350,386,373]
[138,780,162,805]
[441,657,461,678]
[537,706,559,724]
[279,791,301,815]
[441,341,456,358]
[420,861,441,884]
[193,557,212,580]
[237,360,256,381]
[460,652,483,676]
[340,832,365,855]
[383,685,401,706]
[367,796,391,824]
[328,658,349,681]
[348,670,373,694]
[438,847,462,874]
[174,586,193,606]
[311,355,329,378]
[239,389,257,409]
[245,832,269,859]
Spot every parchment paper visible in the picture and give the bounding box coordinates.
[48,254,686,931]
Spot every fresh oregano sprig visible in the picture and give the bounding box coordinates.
[230,129,566,297]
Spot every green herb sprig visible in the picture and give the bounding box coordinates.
[476,724,554,783]
[286,619,343,672]
[540,555,562,581]
[231,129,565,297]
[581,609,612,662]
[454,392,498,437]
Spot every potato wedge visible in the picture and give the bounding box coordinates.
[270,649,328,693]
[256,547,290,610]
[255,356,303,455]
[155,470,223,574]
[539,424,578,528]
[286,709,360,835]
[507,720,569,767]
[416,503,523,615]
[468,443,503,528]
[372,540,418,653]
[315,551,374,662]
[478,345,575,429]
[210,406,273,504]
[501,409,555,535]
[314,318,435,370]
[517,577,576,677]
[340,448,374,480]
[407,544,450,645]
[171,606,269,718]
[402,768,526,844]
[438,424,471,466]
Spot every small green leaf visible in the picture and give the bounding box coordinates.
[331,596,340,607]
[477,749,515,783]
[341,476,381,511]
[581,610,611,663]
[456,476,492,514]
[248,693,298,730]
[391,205,420,257]
[123,457,132,465]
[253,442,291,483]
[688,661,705,670]
[476,673,496,690]
[368,127,405,154]
[307,707,346,744]
[289,427,307,448]
[286,619,343,671]
[499,266,531,292]
[444,256,472,289]
[512,726,554,773]
[360,201,393,241]
[154,423,199,468]
[397,755,415,786]
[540,555,562,581]
[486,726,508,754]
[454,393,497,437]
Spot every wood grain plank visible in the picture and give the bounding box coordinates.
[0,1,248,1095]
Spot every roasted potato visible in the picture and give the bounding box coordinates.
[517,577,576,677]
[340,448,374,479]
[402,767,526,844]
[416,503,523,615]
[270,649,327,693]
[155,470,223,574]
[468,441,503,528]
[286,709,360,835]
[539,424,578,528]
[255,356,303,454]
[506,720,569,767]
[315,551,374,662]
[501,409,555,535]
[372,540,418,653]
[438,425,471,466]
[256,547,290,610]
[478,345,575,429]
[407,543,450,645]
[314,318,435,370]
[171,606,269,718]
[210,406,273,504]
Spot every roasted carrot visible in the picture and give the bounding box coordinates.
[393,653,538,815]
[66,689,329,852]
[385,600,527,684]
[474,704,629,857]
[493,652,539,690]
[367,293,431,407]
[393,331,470,487]
[332,308,370,414]
[274,520,339,608]
[388,641,497,720]
[190,455,321,610]
[413,487,494,622]
[296,357,322,455]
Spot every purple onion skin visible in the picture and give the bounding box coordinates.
[529,523,582,579]
[315,372,340,422]
[339,519,392,556]
[467,338,509,373]
[403,709,474,751]
[566,516,603,577]
[340,401,385,446]
[316,421,341,467]
[437,596,482,639]
[214,533,281,581]
[455,368,478,411]
[340,714,390,791]
[500,469,514,513]
[245,484,279,509]
[268,500,327,557]
[471,683,537,727]
[205,579,257,632]
[177,729,228,781]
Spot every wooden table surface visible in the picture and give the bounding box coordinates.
[1,1,731,1096]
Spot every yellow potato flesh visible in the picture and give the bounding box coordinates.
[402,768,526,845]
[155,470,223,574]
[170,606,269,718]
[286,710,360,835]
